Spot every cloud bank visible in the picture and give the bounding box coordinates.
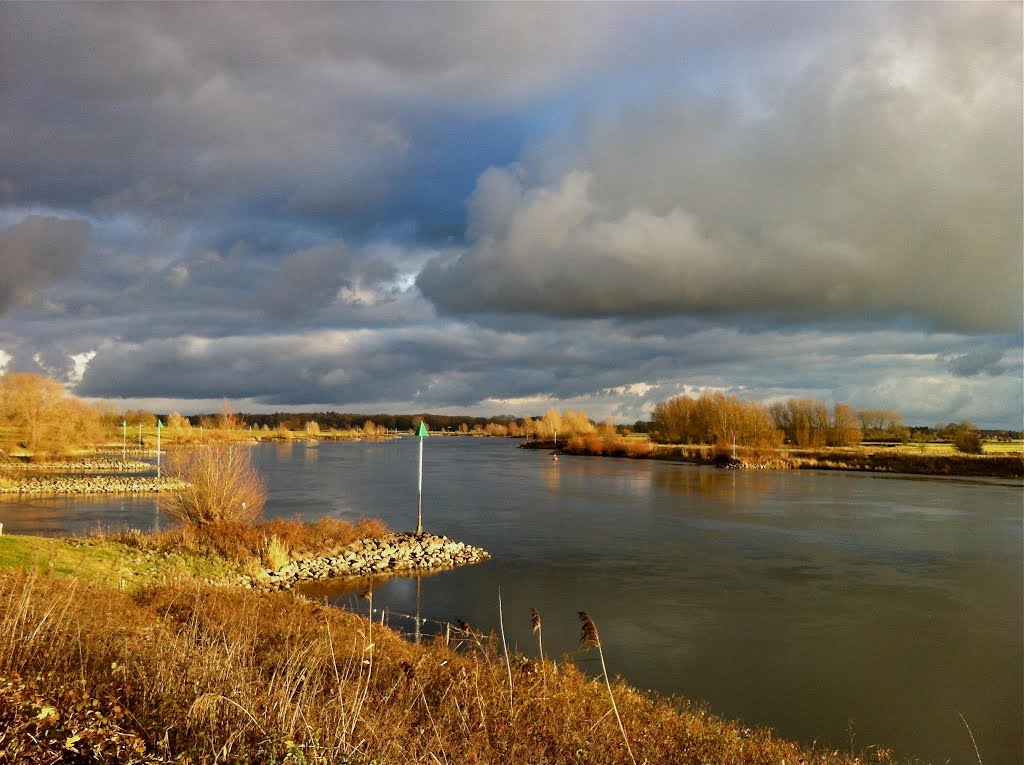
[419,4,1022,332]
[0,3,1020,427]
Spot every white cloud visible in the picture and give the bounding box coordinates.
[69,350,97,384]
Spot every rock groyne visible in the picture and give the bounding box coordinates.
[250,532,490,590]
[0,475,186,495]
[3,457,154,473]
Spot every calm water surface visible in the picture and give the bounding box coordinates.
[2,437,1021,764]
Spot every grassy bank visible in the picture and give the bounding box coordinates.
[527,437,1024,478]
[0,517,391,592]
[0,567,906,765]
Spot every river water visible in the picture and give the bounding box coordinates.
[1,437,1021,764]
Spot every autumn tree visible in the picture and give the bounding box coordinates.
[167,411,191,431]
[650,391,782,447]
[858,409,909,442]
[0,372,107,454]
[123,409,157,427]
[216,399,246,431]
[827,403,863,447]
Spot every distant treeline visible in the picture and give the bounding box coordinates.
[188,412,525,433]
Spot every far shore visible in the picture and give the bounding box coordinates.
[523,438,1024,479]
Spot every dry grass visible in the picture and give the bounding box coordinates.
[0,569,905,765]
[106,516,390,566]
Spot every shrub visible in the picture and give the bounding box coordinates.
[159,443,266,525]
[624,439,654,458]
[952,425,984,454]
[262,535,290,569]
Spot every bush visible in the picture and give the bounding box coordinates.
[159,443,266,525]
[624,438,654,458]
[952,426,984,454]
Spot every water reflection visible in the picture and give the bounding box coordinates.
[303,443,319,466]
[544,461,561,490]
[650,465,771,504]
[0,493,162,535]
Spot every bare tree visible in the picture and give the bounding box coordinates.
[159,443,266,525]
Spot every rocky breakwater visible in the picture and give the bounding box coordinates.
[4,457,154,473]
[251,532,490,591]
[0,475,187,495]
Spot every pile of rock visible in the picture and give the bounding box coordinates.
[0,475,187,495]
[250,532,490,590]
[4,457,154,473]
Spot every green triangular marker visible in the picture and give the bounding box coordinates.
[417,421,429,438]
[157,419,163,429]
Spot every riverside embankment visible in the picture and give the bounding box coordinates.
[523,438,1024,478]
[252,531,489,590]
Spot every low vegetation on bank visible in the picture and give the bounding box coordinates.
[544,435,1024,478]
[0,570,905,765]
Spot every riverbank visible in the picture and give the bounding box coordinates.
[0,563,905,765]
[524,438,1024,478]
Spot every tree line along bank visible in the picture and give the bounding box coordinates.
[1,371,1018,459]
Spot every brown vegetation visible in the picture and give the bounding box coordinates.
[650,391,782,447]
[768,399,866,447]
[158,443,267,525]
[0,570,902,765]
[0,372,108,456]
[951,422,984,454]
[107,516,390,567]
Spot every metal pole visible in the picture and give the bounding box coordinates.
[138,423,142,448]
[417,435,424,534]
[157,423,161,479]
[122,421,127,460]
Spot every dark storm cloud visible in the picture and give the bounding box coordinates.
[0,2,638,233]
[0,215,90,313]
[1,3,1021,428]
[419,3,1023,333]
[258,242,350,322]
[943,345,1010,378]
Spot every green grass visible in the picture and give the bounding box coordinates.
[0,534,241,590]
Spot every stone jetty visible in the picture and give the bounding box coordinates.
[3,457,154,473]
[0,475,186,495]
[250,532,490,590]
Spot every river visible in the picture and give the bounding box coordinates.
[1,436,1021,764]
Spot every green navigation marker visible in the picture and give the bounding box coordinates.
[416,420,428,533]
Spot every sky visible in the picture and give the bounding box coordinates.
[0,2,1021,428]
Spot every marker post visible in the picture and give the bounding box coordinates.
[156,419,163,479]
[416,421,428,534]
